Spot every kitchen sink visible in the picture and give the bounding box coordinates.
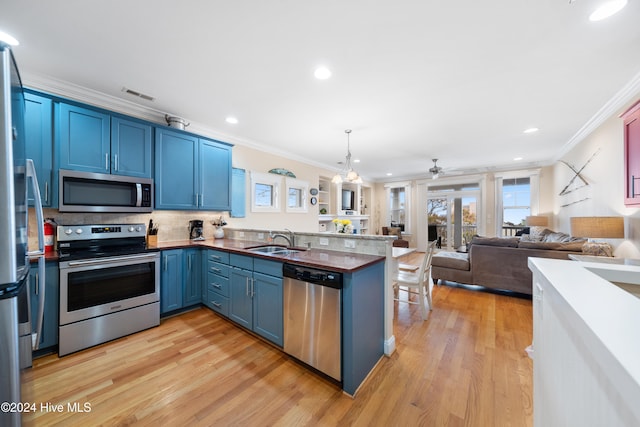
[246,245,305,255]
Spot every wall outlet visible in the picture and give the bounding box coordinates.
[344,239,356,249]
[257,232,264,240]
[239,231,245,238]
[319,238,329,246]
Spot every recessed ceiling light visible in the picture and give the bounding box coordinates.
[0,31,19,46]
[514,157,523,161]
[386,173,393,176]
[314,67,332,80]
[589,0,628,21]
[523,127,539,134]
[353,159,361,163]
[225,116,238,124]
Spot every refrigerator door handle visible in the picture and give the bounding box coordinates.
[26,159,45,350]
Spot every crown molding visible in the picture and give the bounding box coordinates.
[21,72,343,175]
[555,70,640,161]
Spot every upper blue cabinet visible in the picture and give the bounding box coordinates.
[155,128,231,211]
[58,103,152,178]
[111,117,153,178]
[24,92,54,207]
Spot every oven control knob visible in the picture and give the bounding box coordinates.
[135,226,142,232]
[65,228,73,235]
[76,228,83,234]
[128,226,135,232]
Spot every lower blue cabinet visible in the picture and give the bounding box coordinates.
[229,255,283,347]
[183,248,201,307]
[160,249,183,314]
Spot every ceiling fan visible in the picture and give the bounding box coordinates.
[428,159,464,179]
[429,159,444,179]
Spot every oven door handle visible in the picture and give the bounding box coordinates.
[66,253,158,267]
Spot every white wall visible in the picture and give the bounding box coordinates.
[553,92,640,258]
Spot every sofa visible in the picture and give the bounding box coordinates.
[431,231,591,295]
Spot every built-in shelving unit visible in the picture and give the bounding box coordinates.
[317,176,371,234]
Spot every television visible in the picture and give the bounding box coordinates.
[341,189,355,211]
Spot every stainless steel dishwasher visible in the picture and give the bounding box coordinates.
[283,263,342,381]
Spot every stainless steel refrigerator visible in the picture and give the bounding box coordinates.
[0,42,45,427]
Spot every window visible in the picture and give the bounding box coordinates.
[251,172,281,212]
[502,177,530,227]
[385,182,411,233]
[495,170,540,236]
[427,182,480,250]
[285,178,309,213]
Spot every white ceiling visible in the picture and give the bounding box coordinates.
[2,0,640,182]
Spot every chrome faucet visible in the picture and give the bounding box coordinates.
[270,229,295,247]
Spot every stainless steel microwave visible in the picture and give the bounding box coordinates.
[59,169,153,213]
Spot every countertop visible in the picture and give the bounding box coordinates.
[150,239,385,273]
[528,257,640,399]
[34,239,385,272]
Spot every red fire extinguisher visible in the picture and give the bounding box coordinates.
[44,218,56,253]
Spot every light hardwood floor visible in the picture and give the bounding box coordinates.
[23,254,533,426]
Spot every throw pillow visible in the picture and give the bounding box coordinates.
[519,234,535,242]
[543,232,584,243]
[518,241,586,251]
[529,227,552,241]
[470,236,519,247]
[582,242,614,257]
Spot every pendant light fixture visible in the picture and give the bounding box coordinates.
[332,129,363,184]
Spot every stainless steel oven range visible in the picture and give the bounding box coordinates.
[57,224,160,356]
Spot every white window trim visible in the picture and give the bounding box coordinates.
[250,171,281,213]
[285,177,309,213]
[494,168,541,235]
[384,181,411,234]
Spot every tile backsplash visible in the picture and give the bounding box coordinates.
[28,208,228,249]
[28,209,394,256]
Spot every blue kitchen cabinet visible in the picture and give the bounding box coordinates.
[155,128,232,210]
[59,103,152,177]
[183,248,202,307]
[200,138,232,211]
[229,262,253,330]
[110,117,153,178]
[29,262,59,352]
[252,261,283,346]
[154,128,199,209]
[24,91,54,207]
[58,103,111,173]
[161,249,184,314]
[228,254,283,346]
[203,249,231,316]
[231,168,246,218]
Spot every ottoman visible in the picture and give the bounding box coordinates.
[431,251,472,285]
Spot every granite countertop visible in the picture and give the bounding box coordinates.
[150,239,385,273]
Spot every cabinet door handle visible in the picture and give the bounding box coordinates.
[44,182,48,204]
[34,272,39,295]
[200,194,204,206]
[188,255,191,270]
[114,153,118,171]
[212,301,222,308]
[163,255,167,271]
[210,267,221,273]
[210,255,221,261]
[250,277,255,298]
[105,152,109,170]
[212,283,222,289]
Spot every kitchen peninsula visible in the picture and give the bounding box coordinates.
[529,257,640,426]
[150,236,386,396]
